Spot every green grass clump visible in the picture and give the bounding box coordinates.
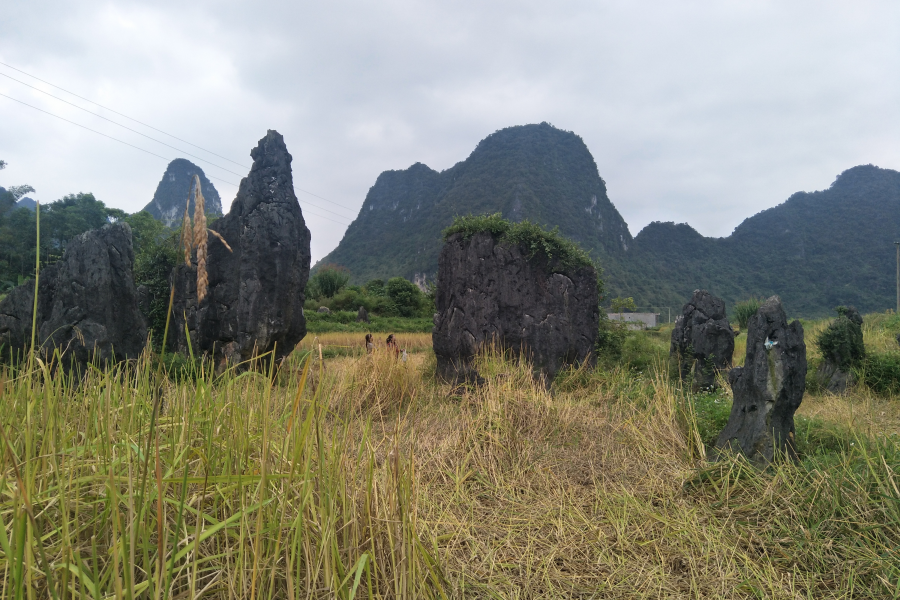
[859,351,900,395]
[305,311,433,333]
[732,296,766,329]
[443,213,594,271]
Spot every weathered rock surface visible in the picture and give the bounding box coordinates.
[716,296,806,464]
[670,290,735,390]
[0,223,147,370]
[142,159,222,226]
[317,306,331,314]
[356,306,369,323]
[432,231,599,385]
[815,306,864,394]
[170,130,311,370]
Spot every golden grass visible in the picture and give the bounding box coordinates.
[297,332,433,356]
[1,329,899,598]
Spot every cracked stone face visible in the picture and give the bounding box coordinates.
[170,130,311,370]
[0,222,147,372]
[715,295,807,464]
[670,289,736,391]
[432,231,599,385]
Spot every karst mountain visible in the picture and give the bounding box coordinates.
[319,123,631,287]
[142,159,223,226]
[320,123,900,318]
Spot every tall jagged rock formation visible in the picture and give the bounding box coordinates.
[433,230,599,385]
[716,296,807,464]
[670,290,735,391]
[0,223,147,370]
[170,130,310,370]
[143,159,223,226]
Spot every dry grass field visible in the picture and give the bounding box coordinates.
[1,320,899,598]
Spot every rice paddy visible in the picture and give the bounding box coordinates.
[1,318,899,598]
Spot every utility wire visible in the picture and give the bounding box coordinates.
[0,92,352,226]
[0,59,249,169]
[1,72,246,178]
[0,60,360,215]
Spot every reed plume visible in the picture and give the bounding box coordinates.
[192,174,209,302]
[181,199,193,266]
[207,228,232,252]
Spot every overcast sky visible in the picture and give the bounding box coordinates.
[2,1,899,263]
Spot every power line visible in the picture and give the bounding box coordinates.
[1,91,174,162]
[295,186,356,212]
[0,59,250,169]
[0,92,353,227]
[0,60,361,216]
[1,72,247,178]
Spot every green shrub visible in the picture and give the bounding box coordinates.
[621,332,662,372]
[690,391,732,447]
[133,235,179,347]
[732,297,765,329]
[364,278,386,297]
[816,306,865,370]
[308,264,350,299]
[596,312,628,362]
[387,276,424,317]
[860,351,900,395]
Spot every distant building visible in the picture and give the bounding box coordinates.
[607,312,660,330]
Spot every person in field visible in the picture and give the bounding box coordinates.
[365,333,374,354]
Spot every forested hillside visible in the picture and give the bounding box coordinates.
[318,123,900,318]
[317,123,632,285]
[625,165,900,317]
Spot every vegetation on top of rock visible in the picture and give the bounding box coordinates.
[443,213,595,271]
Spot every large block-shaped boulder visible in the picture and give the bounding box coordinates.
[0,222,147,370]
[670,290,735,390]
[171,130,311,369]
[432,230,598,385]
[716,296,806,464]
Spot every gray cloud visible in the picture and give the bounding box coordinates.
[2,0,898,262]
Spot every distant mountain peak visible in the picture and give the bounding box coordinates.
[318,122,632,283]
[142,159,223,226]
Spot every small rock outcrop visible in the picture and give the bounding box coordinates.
[317,306,331,314]
[170,130,311,370]
[716,296,807,464]
[142,159,223,226]
[432,230,599,385]
[0,223,147,370]
[815,306,864,394]
[670,290,735,391]
[356,306,369,323]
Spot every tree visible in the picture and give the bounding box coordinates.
[308,264,350,299]
[42,193,124,252]
[125,210,169,255]
[386,277,423,317]
[6,185,35,201]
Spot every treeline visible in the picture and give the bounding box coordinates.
[305,264,434,318]
[0,190,177,290]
